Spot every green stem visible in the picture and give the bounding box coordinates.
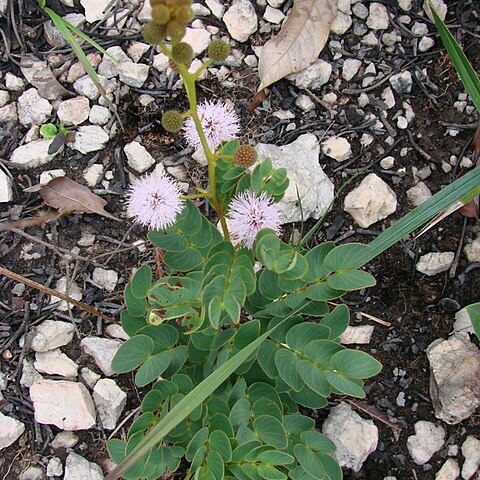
[177,66,230,241]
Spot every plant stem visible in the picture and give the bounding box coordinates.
[178,72,230,240]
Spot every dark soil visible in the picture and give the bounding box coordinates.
[0,0,479,479]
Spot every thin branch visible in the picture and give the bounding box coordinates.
[0,267,119,324]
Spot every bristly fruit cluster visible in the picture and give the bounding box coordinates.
[144,0,194,44]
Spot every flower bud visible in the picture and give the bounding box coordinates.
[174,5,195,24]
[151,4,171,24]
[208,40,230,62]
[171,42,194,64]
[234,145,257,168]
[143,21,167,44]
[161,110,184,132]
[167,20,186,42]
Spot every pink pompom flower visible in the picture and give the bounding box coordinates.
[227,189,282,249]
[183,100,240,152]
[126,172,184,230]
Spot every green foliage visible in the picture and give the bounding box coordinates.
[109,189,385,479]
[465,302,480,341]
[429,0,480,112]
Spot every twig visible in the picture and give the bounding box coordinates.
[357,311,392,327]
[406,130,432,162]
[3,226,91,262]
[449,216,467,278]
[0,267,119,324]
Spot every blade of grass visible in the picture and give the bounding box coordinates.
[44,8,122,127]
[429,0,480,112]
[353,166,480,268]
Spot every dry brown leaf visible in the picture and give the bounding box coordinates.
[25,177,120,221]
[257,0,338,93]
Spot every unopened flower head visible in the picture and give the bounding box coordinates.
[227,189,282,248]
[183,100,240,151]
[126,172,184,230]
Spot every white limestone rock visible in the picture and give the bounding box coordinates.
[0,102,18,122]
[92,267,118,292]
[80,0,111,23]
[436,459,460,480]
[406,181,432,206]
[30,380,96,430]
[183,27,212,56]
[366,2,389,30]
[89,105,111,125]
[416,252,454,276]
[0,413,25,450]
[344,173,397,228]
[419,37,435,52]
[5,72,25,91]
[321,136,352,162]
[424,0,447,22]
[0,90,10,107]
[294,94,315,112]
[20,359,43,387]
[206,0,225,18]
[93,379,127,430]
[453,307,477,340]
[264,6,285,24]
[0,169,13,203]
[18,88,52,126]
[51,431,79,449]
[64,453,104,480]
[127,41,150,62]
[80,337,122,376]
[287,59,332,90]
[427,335,480,424]
[71,125,109,154]
[255,134,334,223]
[34,349,78,378]
[153,53,170,72]
[98,46,131,78]
[73,74,116,100]
[389,71,413,93]
[117,62,149,88]
[10,139,60,169]
[464,237,480,263]
[39,169,65,185]
[83,164,104,187]
[124,141,156,173]
[105,324,130,341]
[331,11,352,35]
[342,58,362,81]
[49,276,83,311]
[47,457,63,477]
[57,96,90,126]
[407,421,445,465]
[340,325,375,344]
[223,0,258,43]
[27,320,75,352]
[81,367,101,389]
[461,436,480,480]
[323,402,378,472]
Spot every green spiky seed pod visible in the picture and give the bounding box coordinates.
[234,145,257,168]
[208,40,230,62]
[174,5,195,24]
[151,4,171,24]
[167,20,186,42]
[171,42,194,64]
[143,22,167,44]
[150,0,166,6]
[174,0,193,6]
[162,110,184,132]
